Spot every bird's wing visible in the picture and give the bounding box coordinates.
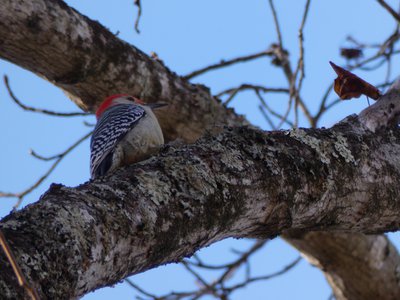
[90,105,146,178]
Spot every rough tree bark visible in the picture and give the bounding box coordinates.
[1,117,400,298]
[286,232,400,300]
[0,0,400,299]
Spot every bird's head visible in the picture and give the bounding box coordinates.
[96,94,168,119]
[95,94,144,119]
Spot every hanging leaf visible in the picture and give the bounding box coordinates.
[329,61,381,100]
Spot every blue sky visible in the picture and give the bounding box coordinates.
[1,0,399,299]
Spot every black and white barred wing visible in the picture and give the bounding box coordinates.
[90,105,145,178]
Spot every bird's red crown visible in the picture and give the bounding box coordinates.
[95,94,144,119]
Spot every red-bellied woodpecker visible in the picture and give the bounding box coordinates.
[90,94,166,179]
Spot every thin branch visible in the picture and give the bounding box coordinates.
[4,76,90,117]
[183,50,273,80]
[0,131,92,210]
[218,84,289,106]
[186,240,266,271]
[357,58,387,71]
[83,120,95,127]
[29,149,62,161]
[313,83,334,126]
[184,247,301,299]
[276,96,294,129]
[377,0,400,23]
[385,23,400,82]
[293,0,311,127]
[349,49,400,70]
[259,105,277,130]
[181,261,211,289]
[255,91,294,128]
[217,84,289,98]
[223,256,302,293]
[223,87,241,107]
[323,98,342,114]
[327,293,335,300]
[125,278,158,299]
[0,191,17,197]
[134,0,142,34]
[268,0,283,48]
[0,230,39,300]
[267,31,313,127]
[218,240,266,283]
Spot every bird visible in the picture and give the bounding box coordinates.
[90,94,166,178]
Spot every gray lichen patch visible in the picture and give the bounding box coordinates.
[289,128,357,166]
[289,128,332,164]
[220,149,247,172]
[333,133,357,165]
[135,171,172,207]
[264,151,282,175]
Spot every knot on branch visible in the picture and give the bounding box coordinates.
[269,43,290,67]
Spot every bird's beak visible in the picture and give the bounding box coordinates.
[147,102,168,109]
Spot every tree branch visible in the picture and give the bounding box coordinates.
[1,116,400,298]
[0,0,245,143]
[377,0,400,23]
[4,76,90,117]
[183,50,274,80]
[285,232,400,300]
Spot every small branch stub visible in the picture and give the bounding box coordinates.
[358,78,400,132]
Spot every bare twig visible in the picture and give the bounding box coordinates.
[348,49,400,70]
[223,87,241,107]
[0,192,16,198]
[255,90,294,128]
[223,256,302,293]
[292,0,311,127]
[313,83,334,126]
[184,50,274,80]
[0,230,39,300]
[268,0,283,48]
[217,84,288,106]
[83,120,95,127]
[218,240,266,283]
[217,84,288,98]
[125,278,158,299]
[0,131,92,210]
[181,261,221,299]
[134,0,142,34]
[267,2,313,127]
[4,76,90,117]
[385,23,400,82]
[259,105,277,130]
[276,96,294,129]
[377,0,400,23]
[30,149,62,161]
[186,240,266,271]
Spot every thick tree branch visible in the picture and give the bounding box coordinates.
[286,232,400,300]
[0,0,245,142]
[1,117,400,298]
[359,79,400,132]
